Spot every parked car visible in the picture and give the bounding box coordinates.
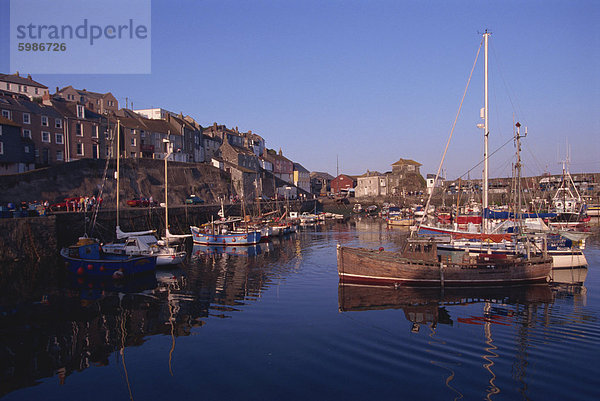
[185,195,205,205]
[127,198,158,207]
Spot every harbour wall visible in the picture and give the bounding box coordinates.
[0,200,318,262]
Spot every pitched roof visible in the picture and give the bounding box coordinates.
[223,160,257,174]
[358,170,383,177]
[58,85,112,99]
[0,73,48,89]
[392,158,422,166]
[310,171,335,180]
[293,162,309,173]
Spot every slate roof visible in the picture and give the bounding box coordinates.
[0,73,48,88]
[310,171,335,180]
[392,158,422,166]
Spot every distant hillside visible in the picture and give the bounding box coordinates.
[0,158,234,205]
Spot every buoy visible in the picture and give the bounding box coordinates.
[77,267,84,275]
[379,247,384,252]
[100,266,105,272]
[87,264,93,270]
[112,269,124,279]
[232,238,236,242]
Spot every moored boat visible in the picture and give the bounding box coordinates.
[336,238,552,287]
[61,237,157,278]
[190,220,261,245]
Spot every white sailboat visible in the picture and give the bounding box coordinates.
[102,123,186,266]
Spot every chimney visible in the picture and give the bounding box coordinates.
[55,86,59,94]
[42,92,52,106]
[27,74,32,80]
[15,71,19,77]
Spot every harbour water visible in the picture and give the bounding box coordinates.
[1,219,599,400]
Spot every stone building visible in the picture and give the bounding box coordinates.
[0,116,35,174]
[355,171,387,197]
[310,171,334,195]
[55,86,118,114]
[293,162,310,193]
[0,73,49,100]
[1,93,68,165]
[50,98,104,162]
[223,161,260,200]
[263,149,293,183]
[220,141,260,172]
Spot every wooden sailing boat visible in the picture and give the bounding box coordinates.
[336,32,553,287]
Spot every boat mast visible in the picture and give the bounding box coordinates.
[116,119,121,228]
[483,30,490,231]
[515,122,525,229]
[164,137,171,242]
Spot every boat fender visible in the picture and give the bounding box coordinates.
[232,238,236,242]
[77,267,85,275]
[87,264,94,271]
[379,247,384,252]
[100,265,105,272]
[112,269,124,279]
[243,235,247,239]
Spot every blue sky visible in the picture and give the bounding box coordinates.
[2,0,599,178]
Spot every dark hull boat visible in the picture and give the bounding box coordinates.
[61,237,157,278]
[336,238,552,287]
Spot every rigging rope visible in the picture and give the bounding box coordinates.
[416,38,483,233]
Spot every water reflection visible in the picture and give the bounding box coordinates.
[0,233,303,397]
[337,277,591,401]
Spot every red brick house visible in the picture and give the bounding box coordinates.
[331,174,357,194]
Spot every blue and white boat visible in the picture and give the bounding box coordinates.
[61,237,157,278]
[190,218,261,245]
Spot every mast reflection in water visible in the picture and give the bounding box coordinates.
[1,220,599,401]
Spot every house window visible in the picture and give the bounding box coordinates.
[35,88,39,95]
[55,118,62,128]
[0,125,2,135]
[0,141,3,154]
[130,128,135,135]
[92,144,99,159]
[55,133,64,144]
[80,96,85,103]
[76,105,85,119]
[130,151,136,158]
[92,125,98,138]
[1,110,10,119]
[131,138,136,146]
[76,143,84,156]
[23,86,28,93]
[42,131,51,143]
[76,123,83,136]
[23,113,30,124]
[41,115,48,126]
[24,145,30,153]
[5,83,9,90]
[23,129,31,139]
[56,150,63,161]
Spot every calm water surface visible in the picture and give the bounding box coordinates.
[1,219,599,400]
